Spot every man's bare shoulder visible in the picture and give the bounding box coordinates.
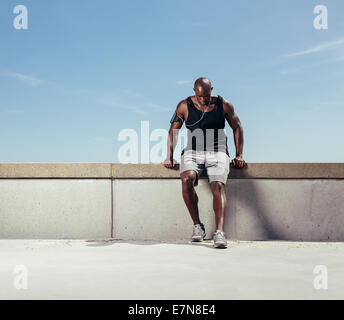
[176,98,188,116]
[222,97,235,115]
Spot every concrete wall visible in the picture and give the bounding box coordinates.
[0,179,111,239]
[0,163,343,241]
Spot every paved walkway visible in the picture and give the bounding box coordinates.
[0,240,343,299]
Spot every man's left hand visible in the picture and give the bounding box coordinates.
[231,156,246,169]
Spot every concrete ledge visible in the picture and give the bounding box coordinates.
[111,163,344,179]
[1,163,343,240]
[0,163,344,179]
[0,163,111,178]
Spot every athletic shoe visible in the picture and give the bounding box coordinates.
[213,230,228,248]
[191,223,206,242]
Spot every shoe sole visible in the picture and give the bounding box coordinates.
[191,234,206,242]
[214,242,228,249]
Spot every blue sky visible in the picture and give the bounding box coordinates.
[0,0,343,163]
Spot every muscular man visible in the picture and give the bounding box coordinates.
[164,77,246,249]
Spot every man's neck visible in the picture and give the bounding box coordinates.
[193,95,216,111]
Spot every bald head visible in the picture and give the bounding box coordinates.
[193,77,213,106]
[194,77,212,90]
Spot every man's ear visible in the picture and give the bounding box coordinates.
[211,87,213,91]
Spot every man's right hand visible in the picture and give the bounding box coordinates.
[164,158,177,169]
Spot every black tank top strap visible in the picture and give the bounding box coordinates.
[216,95,225,115]
[186,96,201,128]
[187,96,193,106]
[187,96,201,113]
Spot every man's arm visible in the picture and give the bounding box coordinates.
[164,100,186,168]
[223,99,246,169]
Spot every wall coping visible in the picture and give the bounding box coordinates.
[0,163,343,179]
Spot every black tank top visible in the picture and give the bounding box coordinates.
[181,95,229,156]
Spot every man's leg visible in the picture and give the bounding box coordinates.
[181,170,201,224]
[206,151,230,232]
[210,181,227,231]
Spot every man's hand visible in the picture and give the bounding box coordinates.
[164,157,177,169]
[231,156,246,169]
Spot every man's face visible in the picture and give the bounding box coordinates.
[194,86,212,106]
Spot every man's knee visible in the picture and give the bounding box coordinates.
[181,171,197,190]
[210,181,225,194]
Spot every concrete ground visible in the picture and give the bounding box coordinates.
[0,239,343,300]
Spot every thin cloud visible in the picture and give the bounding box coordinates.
[279,53,344,75]
[5,72,46,87]
[176,80,192,86]
[180,21,207,27]
[0,108,24,115]
[319,101,344,106]
[280,68,300,75]
[93,137,105,142]
[97,89,171,115]
[98,97,146,115]
[7,108,24,114]
[145,102,171,112]
[284,39,344,58]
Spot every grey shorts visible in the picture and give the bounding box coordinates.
[180,150,230,186]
